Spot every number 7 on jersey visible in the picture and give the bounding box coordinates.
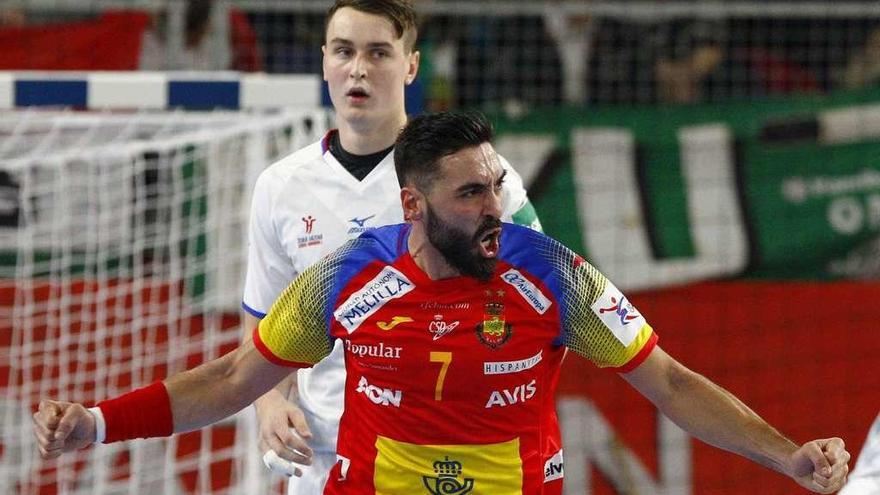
[430,352,452,401]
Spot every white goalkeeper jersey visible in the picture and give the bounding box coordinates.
[242,130,537,459]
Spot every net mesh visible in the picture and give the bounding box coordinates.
[0,107,328,494]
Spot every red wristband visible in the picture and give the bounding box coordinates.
[97,381,173,443]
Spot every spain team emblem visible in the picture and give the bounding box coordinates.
[476,290,512,349]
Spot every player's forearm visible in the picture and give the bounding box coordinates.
[165,341,287,433]
[650,364,799,476]
[253,373,298,416]
[241,311,261,345]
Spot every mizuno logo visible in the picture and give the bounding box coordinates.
[377,316,414,330]
[349,214,376,228]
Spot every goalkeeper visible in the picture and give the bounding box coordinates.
[35,111,849,494]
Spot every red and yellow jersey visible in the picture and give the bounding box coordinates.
[254,223,657,494]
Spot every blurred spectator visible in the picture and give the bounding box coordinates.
[416,11,563,112]
[654,25,724,104]
[140,0,262,72]
[543,3,596,105]
[451,15,564,112]
[418,12,458,111]
[838,25,880,90]
[725,17,825,97]
[589,14,726,105]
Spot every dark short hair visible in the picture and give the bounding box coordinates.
[326,0,418,52]
[394,111,494,191]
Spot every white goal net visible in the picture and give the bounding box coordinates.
[0,106,328,494]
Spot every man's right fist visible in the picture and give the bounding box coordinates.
[32,400,96,459]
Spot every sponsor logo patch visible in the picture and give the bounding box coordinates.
[334,266,415,333]
[590,281,645,346]
[544,450,564,482]
[500,269,552,314]
[428,314,460,341]
[377,316,414,331]
[348,214,376,235]
[297,215,323,247]
[420,301,471,311]
[423,456,475,495]
[485,379,537,408]
[302,215,316,233]
[335,454,351,481]
[355,376,402,407]
[373,436,521,493]
[484,350,542,375]
[344,340,402,359]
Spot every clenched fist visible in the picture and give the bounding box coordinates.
[32,400,96,459]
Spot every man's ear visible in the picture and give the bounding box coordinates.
[405,50,421,85]
[401,186,423,222]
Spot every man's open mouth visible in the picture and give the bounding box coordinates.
[477,227,502,258]
[346,87,369,98]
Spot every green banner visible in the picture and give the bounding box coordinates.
[492,88,880,288]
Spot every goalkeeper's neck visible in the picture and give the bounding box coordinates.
[336,111,408,155]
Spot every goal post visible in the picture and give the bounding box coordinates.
[0,71,328,494]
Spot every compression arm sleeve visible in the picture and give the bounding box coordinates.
[253,254,338,367]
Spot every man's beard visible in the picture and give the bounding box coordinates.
[425,202,500,282]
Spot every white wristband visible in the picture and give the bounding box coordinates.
[88,406,106,444]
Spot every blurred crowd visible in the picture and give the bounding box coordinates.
[2,1,880,111]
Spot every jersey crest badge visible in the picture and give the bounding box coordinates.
[475,290,512,349]
[422,456,475,494]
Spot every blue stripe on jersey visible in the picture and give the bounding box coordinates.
[322,224,412,331]
[497,223,568,346]
[241,301,266,319]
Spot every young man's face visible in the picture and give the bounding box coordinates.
[322,7,419,127]
[422,143,506,282]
